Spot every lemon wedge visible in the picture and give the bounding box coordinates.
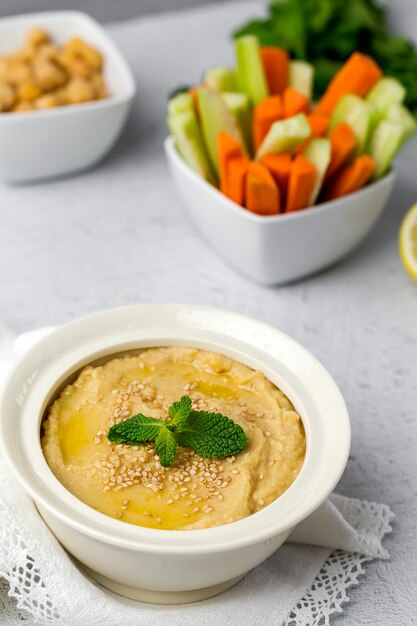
[399,203,417,282]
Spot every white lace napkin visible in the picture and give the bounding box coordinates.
[0,327,394,626]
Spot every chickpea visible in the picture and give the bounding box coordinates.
[26,28,50,47]
[0,58,10,81]
[35,93,59,109]
[37,43,59,61]
[56,48,76,72]
[80,45,103,71]
[91,73,107,99]
[65,38,102,70]
[17,82,42,102]
[64,77,96,104]
[64,37,85,53]
[67,59,92,79]
[9,45,36,63]
[6,61,32,85]
[12,101,33,113]
[0,82,16,111]
[32,59,67,90]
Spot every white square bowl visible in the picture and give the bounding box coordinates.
[165,137,396,285]
[0,11,136,182]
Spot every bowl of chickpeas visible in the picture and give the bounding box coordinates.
[0,11,135,182]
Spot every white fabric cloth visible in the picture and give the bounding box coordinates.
[0,328,394,626]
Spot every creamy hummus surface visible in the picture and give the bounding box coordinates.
[42,347,306,530]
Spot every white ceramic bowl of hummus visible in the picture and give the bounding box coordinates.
[0,304,350,604]
[165,136,396,285]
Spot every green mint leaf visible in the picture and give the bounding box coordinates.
[168,395,192,432]
[176,410,248,458]
[107,396,248,467]
[155,427,177,467]
[108,414,166,445]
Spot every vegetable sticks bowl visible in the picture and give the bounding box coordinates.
[165,33,413,284]
[0,304,350,603]
[0,11,135,182]
[165,135,395,284]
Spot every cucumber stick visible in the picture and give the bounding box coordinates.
[197,87,244,175]
[303,138,331,204]
[368,120,405,179]
[289,60,314,99]
[256,113,310,160]
[167,110,215,184]
[385,103,417,144]
[330,94,375,154]
[222,91,252,153]
[235,35,269,105]
[168,92,194,116]
[204,67,236,92]
[366,77,406,121]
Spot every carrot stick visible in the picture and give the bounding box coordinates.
[285,155,317,212]
[218,131,249,204]
[325,123,357,181]
[260,47,289,95]
[218,131,242,190]
[260,153,292,204]
[253,95,283,152]
[296,114,330,153]
[306,114,329,138]
[246,162,280,215]
[226,155,250,205]
[323,155,375,201]
[283,87,310,118]
[315,52,382,117]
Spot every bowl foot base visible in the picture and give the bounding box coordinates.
[81,564,246,604]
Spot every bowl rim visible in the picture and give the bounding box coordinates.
[0,304,351,554]
[0,10,136,121]
[164,135,396,224]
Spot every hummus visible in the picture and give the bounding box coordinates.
[42,347,306,530]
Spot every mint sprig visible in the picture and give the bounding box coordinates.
[107,395,248,467]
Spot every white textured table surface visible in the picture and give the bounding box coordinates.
[0,2,416,624]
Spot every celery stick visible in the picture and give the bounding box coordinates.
[368,120,405,179]
[330,94,374,154]
[168,92,194,116]
[204,67,236,92]
[289,60,314,99]
[197,87,244,175]
[235,35,269,105]
[303,138,331,204]
[385,103,417,144]
[366,77,406,121]
[167,110,215,184]
[222,91,252,153]
[256,113,310,160]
